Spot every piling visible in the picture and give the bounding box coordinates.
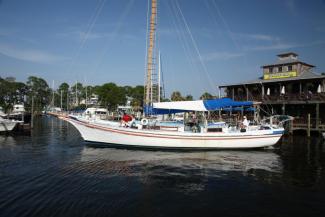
[289,119,293,134]
[31,96,34,129]
[316,103,319,130]
[307,113,311,137]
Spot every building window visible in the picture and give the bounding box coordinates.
[278,66,282,72]
[288,65,292,71]
[269,67,273,73]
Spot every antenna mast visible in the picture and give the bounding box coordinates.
[52,80,55,107]
[144,0,158,106]
[158,51,161,102]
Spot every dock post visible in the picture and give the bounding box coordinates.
[307,113,311,137]
[31,96,34,129]
[316,103,319,130]
[289,119,293,134]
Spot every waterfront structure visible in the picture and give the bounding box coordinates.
[219,52,325,132]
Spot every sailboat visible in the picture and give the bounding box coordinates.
[64,0,285,149]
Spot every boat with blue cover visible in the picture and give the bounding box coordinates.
[66,98,285,149]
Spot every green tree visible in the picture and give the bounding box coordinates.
[171,91,184,101]
[0,77,28,112]
[97,82,126,110]
[200,92,214,100]
[26,76,51,112]
[185,94,193,101]
[123,86,133,97]
[56,82,70,109]
[70,82,83,106]
[129,85,144,109]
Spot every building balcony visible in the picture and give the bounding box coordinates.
[233,93,325,104]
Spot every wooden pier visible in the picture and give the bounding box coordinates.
[289,113,325,138]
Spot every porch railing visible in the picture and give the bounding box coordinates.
[234,93,325,102]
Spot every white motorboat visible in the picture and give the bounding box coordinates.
[8,104,31,123]
[70,107,121,127]
[0,117,20,132]
[0,106,6,117]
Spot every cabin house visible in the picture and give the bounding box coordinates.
[219,52,325,131]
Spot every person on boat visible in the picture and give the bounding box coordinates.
[121,113,133,127]
[242,116,249,128]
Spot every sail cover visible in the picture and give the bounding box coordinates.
[153,100,206,111]
[147,98,253,114]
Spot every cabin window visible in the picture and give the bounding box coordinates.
[95,111,107,115]
[278,66,282,72]
[288,65,292,71]
[269,67,273,73]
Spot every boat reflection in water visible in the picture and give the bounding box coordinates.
[0,136,17,146]
[77,146,282,192]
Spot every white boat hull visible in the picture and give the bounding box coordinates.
[0,121,18,132]
[65,117,283,149]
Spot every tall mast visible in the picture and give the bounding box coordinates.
[158,51,161,102]
[84,77,88,108]
[144,0,158,106]
[60,90,63,109]
[52,80,55,107]
[75,81,78,106]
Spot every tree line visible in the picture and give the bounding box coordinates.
[0,76,215,112]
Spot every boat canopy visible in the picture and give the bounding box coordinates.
[144,98,253,114]
[223,106,256,112]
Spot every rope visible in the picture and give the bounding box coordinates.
[175,0,217,96]
[65,0,107,81]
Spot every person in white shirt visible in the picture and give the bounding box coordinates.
[242,116,249,128]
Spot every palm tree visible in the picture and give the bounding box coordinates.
[185,95,193,101]
[171,91,184,101]
[200,92,214,100]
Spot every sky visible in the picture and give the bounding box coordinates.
[0,0,325,99]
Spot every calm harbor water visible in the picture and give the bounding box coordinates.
[1,116,325,217]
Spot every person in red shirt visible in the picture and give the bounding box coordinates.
[122,114,132,122]
[121,113,133,127]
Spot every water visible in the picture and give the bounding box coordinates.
[0,116,325,217]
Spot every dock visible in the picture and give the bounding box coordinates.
[290,114,325,138]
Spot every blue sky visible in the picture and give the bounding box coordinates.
[0,0,325,99]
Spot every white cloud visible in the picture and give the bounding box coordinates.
[250,34,275,41]
[57,29,137,42]
[235,33,280,42]
[245,40,325,51]
[0,43,64,64]
[202,51,243,62]
[248,43,296,51]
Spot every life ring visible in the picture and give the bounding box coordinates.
[141,118,148,125]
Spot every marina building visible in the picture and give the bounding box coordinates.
[219,52,325,132]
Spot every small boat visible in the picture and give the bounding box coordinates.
[8,104,31,123]
[0,116,21,132]
[0,106,7,118]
